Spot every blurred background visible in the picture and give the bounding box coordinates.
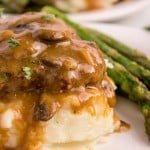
[0,0,150,28]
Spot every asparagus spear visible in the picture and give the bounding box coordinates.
[106,56,150,137]
[105,56,150,102]
[87,28,150,70]
[42,6,150,88]
[107,60,150,136]
[141,102,150,139]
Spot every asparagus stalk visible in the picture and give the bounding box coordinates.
[106,56,150,137]
[42,6,150,88]
[141,102,150,139]
[105,56,150,102]
[87,28,150,70]
[107,60,150,136]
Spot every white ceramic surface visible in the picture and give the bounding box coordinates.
[82,23,150,150]
[68,0,150,22]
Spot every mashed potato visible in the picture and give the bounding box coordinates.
[20,86,120,150]
[0,86,120,150]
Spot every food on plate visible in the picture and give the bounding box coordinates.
[42,6,150,139]
[0,0,29,13]
[0,12,120,149]
[0,0,121,13]
[32,0,119,12]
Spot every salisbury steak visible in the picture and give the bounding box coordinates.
[0,12,120,150]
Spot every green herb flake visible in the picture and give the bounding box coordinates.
[0,72,8,81]
[41,14,54,21]
[31,60,36,64]
[22,66,32,80]
[8,38,20,48]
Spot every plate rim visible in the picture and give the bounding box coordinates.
[68,0,150,22]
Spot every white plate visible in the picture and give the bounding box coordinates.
[68,0,150,22]
[82,23,150,150]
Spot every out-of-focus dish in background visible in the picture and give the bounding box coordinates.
[32,0,120,13]
[0,0,123,13]
[0,0,150,22]
[68,0,150,22]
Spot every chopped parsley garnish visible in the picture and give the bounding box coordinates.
[31,60,36,64]
[8,38,20,48]
[0,72,8,81]
[41,14,54,21]
[22,66,32,80]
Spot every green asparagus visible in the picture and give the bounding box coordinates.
[87,28,150,70]
[42,6,150,88]
[105,56,150,102]
[141,102,150,139]
[108,60,150,136]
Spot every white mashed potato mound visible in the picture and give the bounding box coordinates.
[42,109,115,150]
[0,100,27,149]
[26,88,120,150]
[0,87,120,150]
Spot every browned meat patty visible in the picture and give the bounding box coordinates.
[0,12,120,150]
